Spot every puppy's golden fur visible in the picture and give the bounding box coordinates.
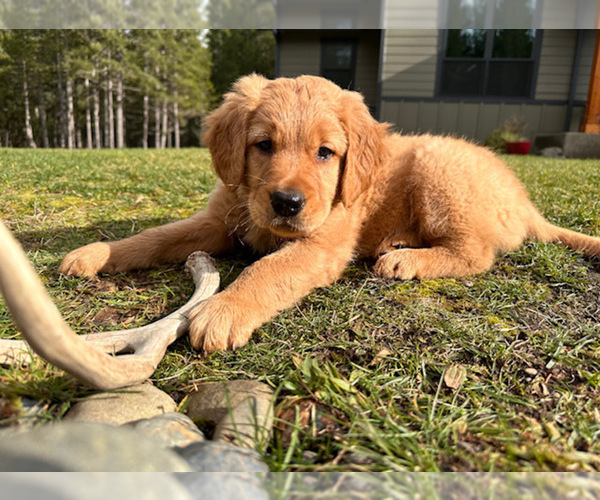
[60,74,600,353]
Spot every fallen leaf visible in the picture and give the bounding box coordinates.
[369,348,393,366]
[444,364,467,390]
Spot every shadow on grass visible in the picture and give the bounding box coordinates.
[10,217,264,291]
[12,217,179,252]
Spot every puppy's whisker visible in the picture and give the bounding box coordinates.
[224,201,249,220]
[226,208,256,239]
[246,173,268,186]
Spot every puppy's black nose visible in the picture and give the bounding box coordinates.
[270,190,305,217]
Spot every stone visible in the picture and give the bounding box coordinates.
[186,380,273,424]
[0,422,193,471]
[539,146,563,158]
[186,380,275,448]
[63,382,177,425]
[175,440,269,473]
[124,412,205,448]
[214,395,273,449]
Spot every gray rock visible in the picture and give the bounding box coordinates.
[0,472,194,500]
[214,395,273,449]
[175,472,269,500]
[175,441,269,473]
[186,380,273,425]
[540,146,563,158]
[0,422,192,471]
[124,412,205,448]
[63,382,177,425]
[186,380,275,448]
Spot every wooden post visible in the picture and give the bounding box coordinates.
[580,29,600,133]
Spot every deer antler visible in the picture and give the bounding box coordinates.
[0,220,219,390]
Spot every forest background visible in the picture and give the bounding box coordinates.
[0,28,276,149]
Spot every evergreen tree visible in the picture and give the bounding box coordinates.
[207,29,276,100]
[0,29,214,148]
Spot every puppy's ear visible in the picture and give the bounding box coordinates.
[339,90,388,208]
[202,74,269,190]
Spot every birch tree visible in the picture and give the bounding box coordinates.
[22,60,36,148]
[0,29,214,148]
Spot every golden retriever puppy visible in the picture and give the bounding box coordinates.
[60,74,600,353]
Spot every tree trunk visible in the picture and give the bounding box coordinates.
[37,80,49,148]
[65,72,76,149]
[84,77,92,149]
[115,71,125,148]
[154,98,161,149]
[33,31,49,148]
[142,94,149,149]
[173,91,180,149]
[103,85,110,148]
[56,38,66,148]
[106,65,114,149]
[92,67,101,149]
[160,98,168,149]
[22,61,36,148]
[154,65,162,149]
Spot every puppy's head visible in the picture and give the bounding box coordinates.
[203,74,386,238]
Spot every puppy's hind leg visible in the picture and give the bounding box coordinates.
[373,243,496,280]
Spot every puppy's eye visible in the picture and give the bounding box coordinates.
[317,146,334,161]
[255,140,273,154]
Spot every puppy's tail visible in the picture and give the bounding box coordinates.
[529,214,600,259]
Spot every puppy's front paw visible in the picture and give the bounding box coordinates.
[58,242,112,277]
[373,249,417,280]
[188,294,257,353]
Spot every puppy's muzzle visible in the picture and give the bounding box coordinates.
[270,190,305,217]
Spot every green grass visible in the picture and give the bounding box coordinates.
[1,148,600,472]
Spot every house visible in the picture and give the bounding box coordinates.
[274,0,599,145]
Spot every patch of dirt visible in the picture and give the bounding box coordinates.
[92,308,127,326]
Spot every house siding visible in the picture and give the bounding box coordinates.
[535,30,578,101]
[380,30,438,98]
[277,32,321,77]
[380,100,573,142]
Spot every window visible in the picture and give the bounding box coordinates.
[320,39,357,90]
[439,29,540,98]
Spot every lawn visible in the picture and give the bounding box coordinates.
[1,148,599,472]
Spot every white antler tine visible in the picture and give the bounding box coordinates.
[0,220,219,390]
